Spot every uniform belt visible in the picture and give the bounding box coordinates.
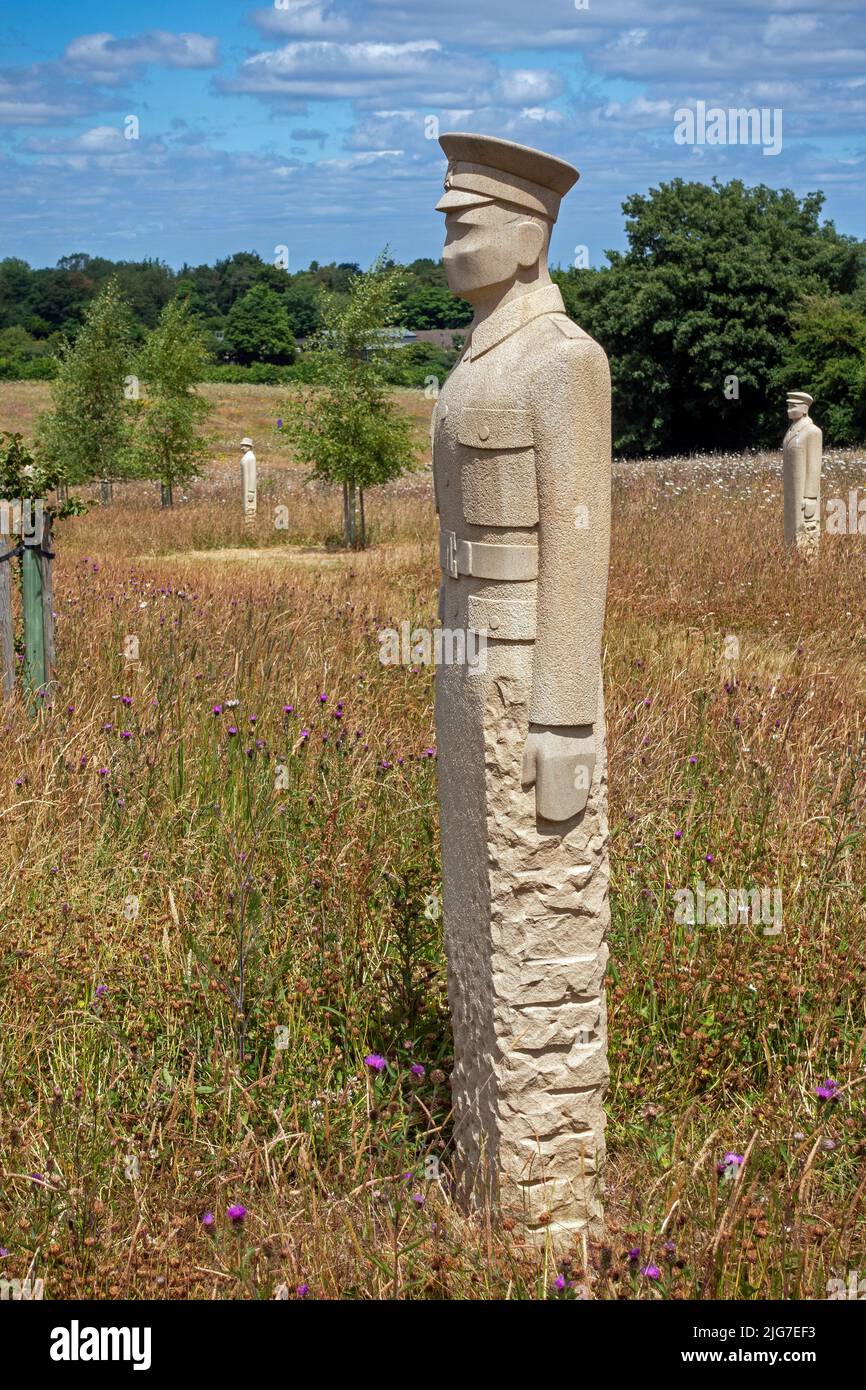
[439,529,538,581]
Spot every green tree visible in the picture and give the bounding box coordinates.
[283,278,322,339]
[225,284,296,365]
[130,297,213,505]
[563,179,865,454]
[400,282,472,329]
[36,278,135,485]
[775,294,866,445]
[281,251,419,547]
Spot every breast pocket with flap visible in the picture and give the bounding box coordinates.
[456,406,537,527]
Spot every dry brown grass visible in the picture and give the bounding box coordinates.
[0,383,864,1299]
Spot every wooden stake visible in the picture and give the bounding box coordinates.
[41,512,55,705]
[22,543,45,700]
[0,545,14,701]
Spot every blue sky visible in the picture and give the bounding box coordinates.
[1,0,864,272]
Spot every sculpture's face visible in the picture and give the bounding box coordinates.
[787,403,808,421]
[442,205,543,302]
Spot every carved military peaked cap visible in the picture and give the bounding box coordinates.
[436,132,579,222]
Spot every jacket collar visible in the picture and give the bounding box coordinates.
[466,282,565,360]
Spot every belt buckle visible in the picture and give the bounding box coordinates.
[444,529,458,579]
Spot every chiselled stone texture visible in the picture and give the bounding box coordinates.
[437,653,608,1240]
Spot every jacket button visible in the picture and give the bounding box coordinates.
[478,424,490,441]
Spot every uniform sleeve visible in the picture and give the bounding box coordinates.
[805,427,822,499]
[528,334,611,727]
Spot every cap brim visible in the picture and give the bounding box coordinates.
[435,189,495,212]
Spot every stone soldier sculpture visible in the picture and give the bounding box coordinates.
[240,437,257,524]
[782,391,821,555]
[432,132,611,1244]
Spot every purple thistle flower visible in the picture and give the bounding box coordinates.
[553,1274,567,1290]
[641,1265,661,1279]
[227,726,238,736]
[364,1053,386,1073]
[410,1063,425,1078]
[227,1204,247,1224]
[815,1078,840,1100]
[717,1152,745,1175]
[296,1282,309,1298]
[627,1247,640,1262]
[201,1212,214,1228]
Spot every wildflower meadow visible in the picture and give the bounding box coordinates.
[0,383,862,1303]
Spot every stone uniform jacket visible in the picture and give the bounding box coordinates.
[782,417,822,539]
[432,282,611,728]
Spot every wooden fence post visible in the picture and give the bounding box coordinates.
[22,499,46,702]
[41,511,55,704]
[0,526,14,700]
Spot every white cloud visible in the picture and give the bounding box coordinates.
[492,68,563,106]
[63,31,220,84]
[249,2,353,39]
[223,39,497,106]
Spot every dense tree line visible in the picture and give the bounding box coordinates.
[1,178,864,453]
[0,250,469,372]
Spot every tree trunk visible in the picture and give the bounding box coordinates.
[342,481,356,548]
[358,487,366,549]
[161,482,173,508]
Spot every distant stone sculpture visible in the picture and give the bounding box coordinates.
[240,437,257,523]
[432,132,611,1245]
[782,392,821,555]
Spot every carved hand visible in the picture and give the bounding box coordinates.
[522,724,595,821]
